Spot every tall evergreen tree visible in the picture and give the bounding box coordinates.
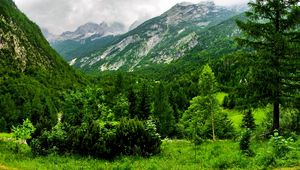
[153,83,175,138]
[138,83,151,120]
[128,87,138,119]
[236,0,300,131]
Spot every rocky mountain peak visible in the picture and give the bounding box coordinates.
[53,21,126,42]
[163,1,219,26]
[75,22,105,35]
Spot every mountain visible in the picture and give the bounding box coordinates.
[59,1,244,72]
[56,22,126,42]
[46,22,126,61]
[0,0,85,132]
[41,28,59,43]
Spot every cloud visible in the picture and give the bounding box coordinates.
[13,0,248,34]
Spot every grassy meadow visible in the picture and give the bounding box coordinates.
[0,99,299,170]
[0,137,299,170]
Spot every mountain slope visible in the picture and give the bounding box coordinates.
[66,2,242,72]
[55,22,125,42]
[0,0,85,132]
[48,22,125,62]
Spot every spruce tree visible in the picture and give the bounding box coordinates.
[128,87,138,119]
[236,0,300,131]
[241,110,256,130]
[138,83,151,120]
[153,83,175,138]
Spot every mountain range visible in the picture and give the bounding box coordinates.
[45,1,247,72]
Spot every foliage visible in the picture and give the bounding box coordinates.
[241,110,256,130]
[31,119,161,159]
[0,117,7,132]
[137,83,151,120]
[258,107,300,137]
[116,119,161,156]
[222,94,236,109]
[239,129,253,156]
[181,64,235,140]
[1,139,300,170]
[181,96,235,140]
[269,130,295,158]
[12,118,36,142]
[153,83,176,138]
[30,87,161,158]
[0,0,86,135]
[236,0,300,130]
[12,118,35,153]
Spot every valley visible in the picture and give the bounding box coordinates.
[0,0,299,169]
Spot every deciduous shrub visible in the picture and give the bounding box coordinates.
[269,130,295,158]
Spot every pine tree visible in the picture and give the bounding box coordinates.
[153,83,175,138]
[138,83,151,120]
[241,110,256,130]
[236,0,300,131]
[128,87,138,119]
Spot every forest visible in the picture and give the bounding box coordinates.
[0,0,299,169]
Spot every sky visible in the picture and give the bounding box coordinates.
[13,0,248,35]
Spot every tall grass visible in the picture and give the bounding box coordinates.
[0,138,299,170]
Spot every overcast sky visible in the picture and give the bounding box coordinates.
[13,0,248,34]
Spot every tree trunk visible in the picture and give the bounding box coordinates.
[212,111,216,141]
[273,101,280,131]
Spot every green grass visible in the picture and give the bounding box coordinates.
[0,137,299,170]
[215,92,269,132]
[0,133,13,141]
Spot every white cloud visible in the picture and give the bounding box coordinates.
[13,0,248,34]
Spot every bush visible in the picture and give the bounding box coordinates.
[30,122,67,156]
[12,118,36,142]
[12,118,36,153]
[30,119,162,159]
[116,119,161,156]
[269,130,295,158]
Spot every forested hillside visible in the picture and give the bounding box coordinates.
[0,0,86,135]
[0,0,299,169]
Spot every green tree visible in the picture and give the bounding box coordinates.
[12,118,36,152]
[13,118,36,141]
[0,117,7,132]
[181,96,234,140]
[138,83,151,120]
[198,64,218,141]
[241,110,256,130]
[128,86,138,119]
[236,0,300,131]
[153,83,175,138]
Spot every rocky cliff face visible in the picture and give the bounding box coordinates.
[0,0,82,79]
[46,22,126,43]
[66,1,242,72]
